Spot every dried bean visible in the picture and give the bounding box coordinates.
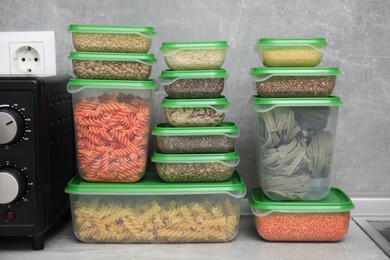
[255,212,351,241]
[157,135,234,153]
[262,47,323,67]
[156,162,234,182]
[72,33,151,53]
[256,76,336,97]
[164,78,224,98]
[164,107,225,127]
[165,49,225,70]
[72,60,151,80]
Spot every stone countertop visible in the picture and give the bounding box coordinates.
[0,214,388,260]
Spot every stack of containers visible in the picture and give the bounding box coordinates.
[248,38,355,241]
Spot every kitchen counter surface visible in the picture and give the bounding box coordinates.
[0,213,388,260]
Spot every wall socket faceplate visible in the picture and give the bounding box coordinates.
[0,31,56,76]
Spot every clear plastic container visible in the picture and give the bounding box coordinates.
[68,24,156,53]
[152,122,239,153]
[250,67,339,97]
[255,38,327,67]
[251,96,342,200]
[152,150,239,182]
[160,41,228,70]
[249,187,355,241]
[65,171,246,243]
[67,79,156,182]
[162,96,229,127]
[160,69,228,98]
[69,52,156,80]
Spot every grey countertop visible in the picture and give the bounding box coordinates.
[1,198,389,260]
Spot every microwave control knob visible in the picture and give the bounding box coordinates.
[0,107,25,145]
[0,168,26,204]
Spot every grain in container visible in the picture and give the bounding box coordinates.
[68,24,156,53]
[249,187,355,241]
[65,171,246,243]
[251,96,342,200]
[67,78,156,182]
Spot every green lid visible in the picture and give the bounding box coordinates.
[67,78,157,93]
[152,149,239,166]
[68,24,156,36]
[65,170,246,198]
[257,38,327,46]
[161,41,228,50]
[160,69,227,79]
[68,51,156,63]
[162,96,228,107]
[250,67,339,81]
[250,187,355,214]
[152,122,240,138]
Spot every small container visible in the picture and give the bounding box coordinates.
[67,79,156,183]
[162,96,229,127]
[250,67,340,97]
[69,52,156,80]
[255,38,327,67]
[65,171,246,243]
[160,41,228,70]
[152,122,239,153]
[251,96,342,200]
[160,69,228,98]
[152,150,239,182]
[68,24,156,53]
[249,187,355,242]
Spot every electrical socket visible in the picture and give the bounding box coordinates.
[0,31,56,76]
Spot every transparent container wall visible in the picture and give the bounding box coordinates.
[70,87,153,182]
[164,78,225,99]
[69,193,242,243]
[255,105,339,200]
[164,49,227,70]
[164,107,225,127]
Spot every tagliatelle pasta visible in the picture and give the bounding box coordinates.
[74,92,151,182]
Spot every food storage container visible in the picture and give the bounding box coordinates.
[68,24,156,53]
[160,69,228,98]
[67,78,156,182]
[152,150,239,182]
[251,96,342,200]
[160,41,228,70]
[250,67,340,97]
[162,96,229,127]
[249,187,355,242]
[255,38,327,67]
[65,171,246,243]
[69,52,156,80]
[152,122,239,153]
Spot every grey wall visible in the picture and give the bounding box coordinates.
[1,0,389,195]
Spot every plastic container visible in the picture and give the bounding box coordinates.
[160,41,228,70]
[160,69,228,98]
[162,96,229,127]
[255,38,327,67]
[250,67,340,97]
[67,78,156,183]
[68,24,156,53]
[69,52,156,80]
[249,187,355,242]
[251,96,342,200]
[152,122,239,153]
[65,171,246,243]
[152,150,239,182]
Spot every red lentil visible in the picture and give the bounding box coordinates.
[255,211,351,241]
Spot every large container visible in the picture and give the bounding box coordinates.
[69,52,156,80]
[162,96,229,127]
[255,38,327,67]
[251,96,342,200]
[250,67,340,97]
[152,150,239,182]
[160,41,228,70]
[67,79,156,182]
[65,171,246,243]
[152,122,239,153]
[249,187,355,242]
[68,24,156,53]
[160,69,228,98]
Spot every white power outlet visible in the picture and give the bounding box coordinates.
[0,31,56,76]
